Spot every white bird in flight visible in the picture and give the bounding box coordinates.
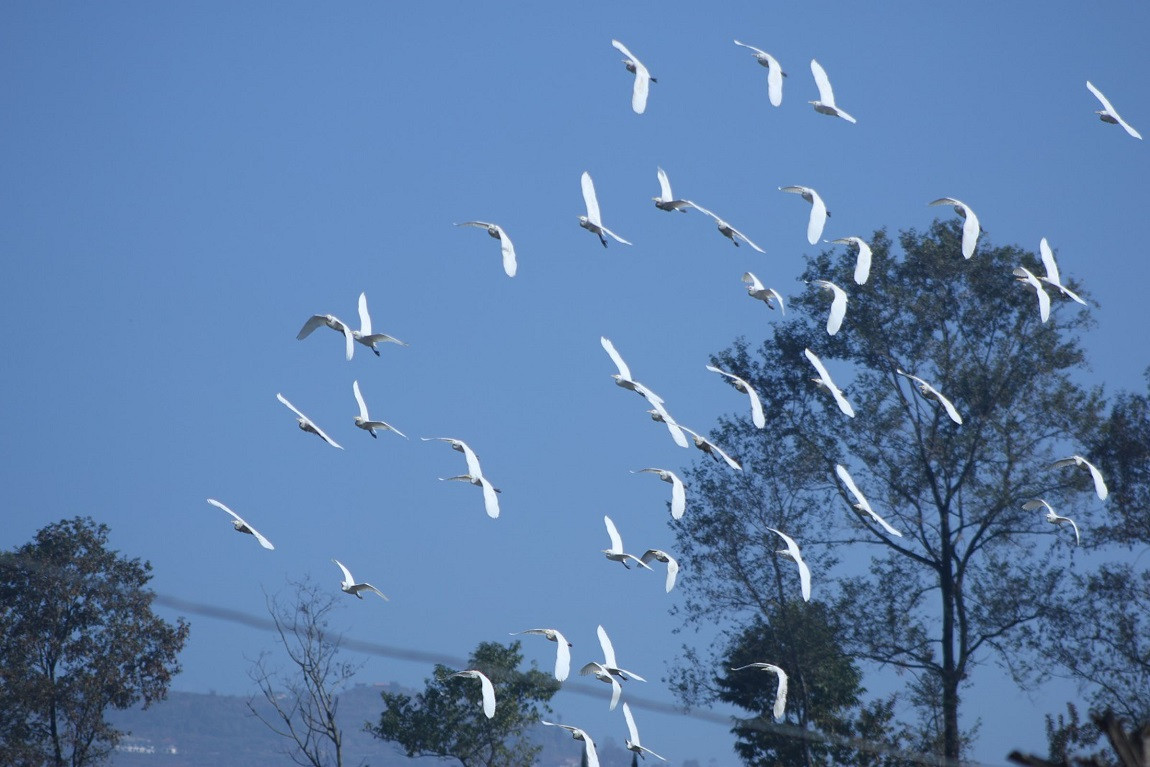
[540,721,599,767]
[1023,499,1080,546]
[423,437,500,519]
[602,515,654,571]
[687,201,766,252]
[779,186,830,245]
[1051,455,1108,500]
[1013,266,1051,323]
[450,670,496,719]
[733,39,785,107]
[767,527,811,601]
[623,702,668,761]
[297,313,355,361]
[354,292,407,355]
[612,39,655,115]
[511,629,572,681]
[352,380,407,439]
[809,59,856,123]
[277,393,343,449]
[640,549,680,593]
[742,272,785,313]
[808,279,847,336]
[332,558,388,600]
[833,465,903,537]
[679,424,742,471]
[1087,80,1142,140]
[454,221,517,277]
[653,167,691,212]
[580,172,632,247]
[601,337,689,448]
[804,349,855,418]
[1037,238,1086,306]
[896,369,963,426]
[592,624,647,683]
[706,364,765,428]
[580,661,624,710]
[929,198,981,259]
[206,498,275,550]
[632,468,687,520]
[731,663,789,721]
[828,236,873,285]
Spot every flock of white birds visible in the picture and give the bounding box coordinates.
[198,36,1136,767]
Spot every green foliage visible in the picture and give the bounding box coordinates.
[368,640,558,767]
[0,517,190,767]
[672,221,1106,761]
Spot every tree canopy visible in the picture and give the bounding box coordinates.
[672,221,1109,761]
[0,517,190,767]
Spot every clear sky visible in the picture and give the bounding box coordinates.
[2,3,1147,765]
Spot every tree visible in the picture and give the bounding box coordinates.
[248,578,363,767]
[368,640,559,767]
[672,222,1105,761]
[0,516,190,767]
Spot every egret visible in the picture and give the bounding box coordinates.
[653,167,691,212]
[1013,266,1051,323]
[612,39,655,114]
[780,185,830,244]
[423,437,500,519]
[632,468,686,520]
[206,498,274,550]
[277,393,343,449]
[742,272,785,313]
[450,670,496,718]
[592,624,646,682]
[895,369,962,425]
[297,313,354,361]
[454,221,517,277]
[833,465,903,537]
[803,349,855,418]
[1023,499,1081,546]
[623,702,668,761]
[687,200,765,252]
[828,236,873,285]
[1087,80,1142,140]
[332,558,388,600]
[731,663,788,721]
[540,721,600,767]
[705,364,765,428]
[679,424,742,471]
[1051,455,1108,500]
[1038,238,1086,305]
[602,515,653,570]
[808,279,847,336]
[354,292,407,355]
[352,380,407,439]
[511,629,572,681]
[580,172,632,247]
[767,527,810,601]
[733,39,785,107]
[929,198,981,259]
[640,549,680,593]
[579,661,624,710]
[809,59,856,123]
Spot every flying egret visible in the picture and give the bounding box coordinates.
[352,380,407,439]
[1037,238,1086,305]
[332,558,388,600]
[438,474,501,519]
[612,39,655,114]
[1013,266,1051,323]
[803,349,855,418]
[354,292,407,355]
[593,624,647,682]
[540,721,600,767]
[206,498,275,550]
[454,221,517,277]
[679,424,742,471]
[705,364,765,428]
[731,663,789,721]
[767,527,811,601]
[643,400,690,449]
[687,201,765,252]
[602,515,653,570]
[895,369,963,425]
[600,336,663,402]
[297,313,355,361]
[733,39,785,107]
[1051,455,1108,500]
[579,661,624,710]
[632,468,686,520]
[450,670,496,718]
[640,549,679,593]
[424,438,500,519]
[929,198,981,259]
[580,172,632,247]
[1086,80,1142,140]
[833,465,903,537]
[779,186,830,244]
[828,236,873,285]
[623,702,668,761]
[808,279,847,336]
[1023,499,1081,546]
[653,167,691,212]
[742,272,785,313]
[511,629,572,681]
[809,59,856,123]
[277,393,343,449]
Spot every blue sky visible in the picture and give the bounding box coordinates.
[3,3,1148,765]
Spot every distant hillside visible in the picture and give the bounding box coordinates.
[106,685,653,767]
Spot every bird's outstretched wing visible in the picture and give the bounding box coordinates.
[603,516,624,553]
[656,167,674,201]
[810,59,834,104]
[581,172,602,226]
[352,380,371,421]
